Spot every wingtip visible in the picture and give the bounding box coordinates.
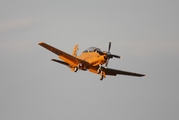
[38,42,44,45]
[141,74,146,77]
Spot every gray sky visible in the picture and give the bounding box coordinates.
[0,0,179,120]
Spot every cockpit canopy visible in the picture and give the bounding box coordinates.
[83,47,102,53]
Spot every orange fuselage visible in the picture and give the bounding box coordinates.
[59,52,106,68]
[77,52,107,66]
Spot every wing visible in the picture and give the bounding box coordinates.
[103,67,145,77]
[39,42,90,66]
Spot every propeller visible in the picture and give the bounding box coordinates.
[108,41,111,52]
[105,42,121,67]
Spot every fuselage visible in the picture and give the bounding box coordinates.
[77,52,106,66]
[77,47,107,66]
[58,47,107,70]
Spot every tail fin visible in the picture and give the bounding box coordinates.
[72,44,78,57]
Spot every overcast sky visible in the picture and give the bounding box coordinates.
[0,0,179,120]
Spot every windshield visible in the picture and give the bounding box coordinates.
[83,47,102,53]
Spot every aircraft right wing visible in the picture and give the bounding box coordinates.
[103,67,145,77]
[88,66,145,77]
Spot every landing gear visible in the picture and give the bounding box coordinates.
[100,74,104,81]
[97,69,101,74]
[74,63,82,72]
[97,64,102,74]
[97,64,104,80]
[99,70,104,81]
[74,67,78,72]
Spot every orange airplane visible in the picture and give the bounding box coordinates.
[39,42,145,80]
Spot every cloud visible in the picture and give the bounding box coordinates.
[0,18,36,33]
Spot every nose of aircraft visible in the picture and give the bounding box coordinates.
[105,42,121,67]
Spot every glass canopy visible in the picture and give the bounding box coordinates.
[83,47,102,53]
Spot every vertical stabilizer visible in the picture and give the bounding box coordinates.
[72,44,78,57]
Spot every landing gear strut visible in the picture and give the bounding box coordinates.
[97,64,102,74]
[97,64,104,80]
[74,63,82,72]
[99,70,104,81]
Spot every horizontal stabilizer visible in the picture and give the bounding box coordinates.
[51,59,69,66]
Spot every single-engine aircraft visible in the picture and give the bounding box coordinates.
[39,42,145,80]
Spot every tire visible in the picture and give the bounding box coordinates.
[100,75,103,80]
[74,67,78,72]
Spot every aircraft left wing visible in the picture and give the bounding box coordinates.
[103,67,145,77]
[39,42,90,66]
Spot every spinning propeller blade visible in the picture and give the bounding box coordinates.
[105,42,121,67]
[108,42,111,52]
[111,54,121,58]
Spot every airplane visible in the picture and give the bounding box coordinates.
[38,42,145,80]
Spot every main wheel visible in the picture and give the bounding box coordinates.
[74,67,78,72]
[100,75,103,80]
